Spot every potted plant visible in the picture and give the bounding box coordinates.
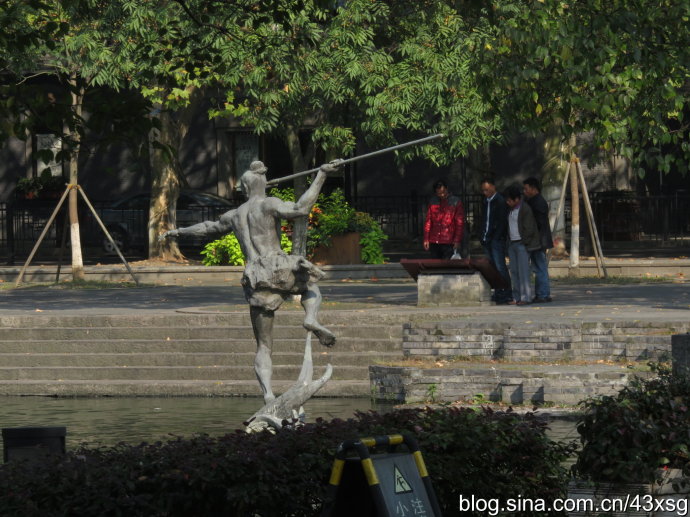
[306,189,387,265]
[15,170,65,199]
[15,177,43,199]
[568,363,690,514]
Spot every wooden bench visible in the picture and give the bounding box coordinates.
[400,258,510,307]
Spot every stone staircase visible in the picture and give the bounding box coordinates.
[0,311,407,397]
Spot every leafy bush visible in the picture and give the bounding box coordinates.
[201,187,387,265]
[574,362,690,483]
[0,407,574,516]
[200,233,292,266]
[15,170,65,198]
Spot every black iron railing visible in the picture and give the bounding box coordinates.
[2,192,690,263]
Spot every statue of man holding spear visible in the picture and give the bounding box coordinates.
[160,159,342,404]
[160,134,443,423]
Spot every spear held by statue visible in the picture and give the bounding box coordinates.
[265,133,445,186]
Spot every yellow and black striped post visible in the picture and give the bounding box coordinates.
[321,433,442,516]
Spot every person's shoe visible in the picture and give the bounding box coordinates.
[516,300,531,306]
[533,296,553,303]
[507,300,517,305]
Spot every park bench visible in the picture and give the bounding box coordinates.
[400,257,510,307]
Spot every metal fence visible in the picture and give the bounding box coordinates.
[353,192,690,247]
[589,192,690,244]
[2,192,690,263]
[353,194,490,241]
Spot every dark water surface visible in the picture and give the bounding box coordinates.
[0,396,389,450]
[0,397,579,453]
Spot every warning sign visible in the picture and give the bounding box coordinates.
[394,465,413,494]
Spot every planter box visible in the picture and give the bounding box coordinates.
[312,232,362,265]
[568,470,689,516]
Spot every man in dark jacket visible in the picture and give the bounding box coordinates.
[523,177,554,303]
[480,178,512,304]
[423,179,464,259]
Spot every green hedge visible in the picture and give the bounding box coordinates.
[0,407,575,516]
[574,363,690,483]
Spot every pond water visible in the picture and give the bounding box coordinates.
[0,396,391,450]
[0,396,579,452]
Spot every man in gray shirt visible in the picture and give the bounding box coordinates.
[504,185,541,305]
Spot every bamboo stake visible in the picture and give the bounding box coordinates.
[77,187,139,286]
[15,184,139,286]
[569,156,580,270]
[15,185,71,287]
[576,160,608,278]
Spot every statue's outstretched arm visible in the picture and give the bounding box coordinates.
[274,160,343,219]
[159,209,236,241]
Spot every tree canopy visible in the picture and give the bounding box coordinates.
[479,0,690,176]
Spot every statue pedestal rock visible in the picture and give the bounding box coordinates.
[245,333,332,433]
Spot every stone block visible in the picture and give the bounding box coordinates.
[417,272,492,307]
[672,334,690,377]
[500,383,523,404]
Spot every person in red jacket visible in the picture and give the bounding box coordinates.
[423,179,465,259]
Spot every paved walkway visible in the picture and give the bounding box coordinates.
[1,278,688,324]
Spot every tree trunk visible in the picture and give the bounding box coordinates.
[148,108,184,261]
[286,124,309,257]
[67,76,84,281]
[148,88,199,260]
[541,126,568,256]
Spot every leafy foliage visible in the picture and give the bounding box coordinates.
[200,233,293,266]
[201,187,387,265]
[479,0,690,176]
[574,363,690,483]
[15,169,65,198]
[0,407,575,516]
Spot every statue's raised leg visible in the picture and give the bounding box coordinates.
[249,305,275,404]
[301,284,335,347]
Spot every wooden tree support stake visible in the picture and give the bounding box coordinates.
[15,184,139,287]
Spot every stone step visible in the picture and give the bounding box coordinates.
[0,325,401,341]
[0,365,369,381]
[0,379,372,397]
[0,338,401,354]
[0,351,398,368]
[0,311,414,328]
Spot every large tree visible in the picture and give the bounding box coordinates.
[159,0,502,253]
[477,0,690,177]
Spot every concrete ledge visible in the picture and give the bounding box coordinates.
[404,321,690,362]
[549,258,690,278]
[2,258,690,285]
[0,263,409,286]
[369,364,654,405]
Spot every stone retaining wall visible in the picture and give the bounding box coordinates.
[403,321,690,362]
[369,364,654,405]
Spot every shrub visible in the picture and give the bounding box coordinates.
[0,407,574,516]
[574,362,690,483]
[200,233,292,266]
[201,187,387,265]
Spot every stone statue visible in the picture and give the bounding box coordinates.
[160,159,341,430]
